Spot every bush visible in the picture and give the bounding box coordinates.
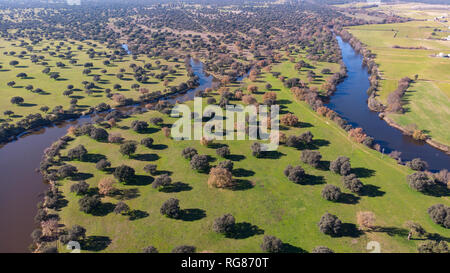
[342,174,364,195]
[96,159,111,171]
[213,214,235,234]
[150,117,163,126]
[67,145,88,161]
[160,198,181,219]
[216,146,230,158]
[119,141,137,157]
[251,142,262,158]
[427,204,450,229]
[153,174,172,189]
[143,164,157,175]
[58,164,77,179]
[143,246,159,253]
[114,201,130,215]
[357,211,376,230]
[217,160,234,171]
[418,241,449,253]
[141,137,154,148]
[172,245,196,253]
[181,147,198,160]
[114,165,135,183]
[70,181,89,195]
[318,213,342,236]
[284,165,305,184]
[78,195,101,214]
[298,131,314,144]
[98,177,116,195]
[280,113,298,127]
[208,167,234,188]
[407,172,435,193]
[260,235,283,253]
[406,158,429,171]
[90,128,108,141]
[59,225,86,244]
[190,155,210,172]
[131,120,148,133]
[330,156,351,176]
[312,246,334,253]
[301,150,322,168]
[321,185,342,202]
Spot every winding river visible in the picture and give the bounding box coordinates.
[0,40,448,252]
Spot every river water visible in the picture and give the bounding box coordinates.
[326,37,449,172]
[0,42,448,252]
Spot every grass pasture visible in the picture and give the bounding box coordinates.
[51,60,449,253]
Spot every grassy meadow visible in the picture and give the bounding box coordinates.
[51,58,449,253]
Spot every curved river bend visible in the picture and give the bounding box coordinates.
[0,41,448,252]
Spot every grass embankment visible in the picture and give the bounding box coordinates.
[347,20,450,146]
[52,59,449,253]
[0,38,188,122]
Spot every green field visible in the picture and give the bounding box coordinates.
[0,38,189,122]
[50,60,450,253]
[348,19,450,147]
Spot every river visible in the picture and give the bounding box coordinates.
[0,42,448,252]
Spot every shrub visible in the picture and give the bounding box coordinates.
[280,113,298,127]
[114,165,135,183]
[153,174,172,189]
[114,201,130,215]
[284,165,305,184]
[143,246,159,253]
[59,225,86,244]
[58,164,77,179]
[321,185,341,202]
[131,120,148,133]
[216,146,230,158]
[160,198,181,219]
[301,150,322,168]
[312,246,334,253]
[427,204,450,229]
[406,158,429,171]
[119,141,137,157]
[407,172,435,193]
[70,181,89,195]
[260,235,283,253]
[172,245,196,253]
[90,128,108,141]
[98,177,116,195]
[143,164,157,175]
[190,155,210,172]
[251,142,262,158]
[96,159,111,171]
[78,195,101,214]
[208,167,234,188]
[67,145,88,161]
[150,117,163,126]
[298,131,314,144]
[418,241,449,253]
[330,156,351,176]
[356,211,376,230]
[213,214,235,234]
[342,174,364,195]
[141,137,154,148]
[108,132,123,143]
[200,136,213,147]
[318,213,342,236]
[181,147,198,160]
[217,160,234,171]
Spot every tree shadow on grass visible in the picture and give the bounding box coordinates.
[126,175,154,186]
[228,154,245,162]
[231,179,254,191]
[180,209,206,221]
[160,182,192,193]
[152,144,168,150]
[72,172,94,181]
[361,184,385,197]
[81,236,111,251]
[338,193,360,204]
[352,167,376,178]
[83,153,106,163]
[129,209,149,221]
[281,243,308,253]
[91,202,115,216]
[302,174,326,185]
[232,168,255,177]
[260,151,286,159]
[133,153,160,162]
[317,160,330,171]
[114,188,140,200]
[339,223,364,238]
[373,226,409,237]
[226,222,264,239]
[423,184,450,197]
